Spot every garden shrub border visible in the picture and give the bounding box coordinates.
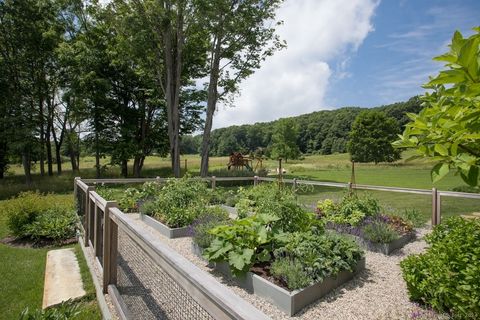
[213,258,366,316]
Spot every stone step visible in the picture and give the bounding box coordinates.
[42,248,86,309]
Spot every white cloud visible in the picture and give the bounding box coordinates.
[213,0,379,128]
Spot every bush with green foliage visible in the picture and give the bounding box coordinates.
[191,206,230,248]
[235,183,321,232]
[401,217,480,318]
[6,192,76,242]
[270,258,311,290]
[362,221,399,244]
[117,181,163,212]
[317,193,380,226]
[273,231,363,286]
[149,177,209,228]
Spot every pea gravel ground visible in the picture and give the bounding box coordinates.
[128,214,437,320]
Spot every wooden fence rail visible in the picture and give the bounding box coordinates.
[74,178,270,320]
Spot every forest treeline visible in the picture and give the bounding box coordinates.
[181,96,422,156]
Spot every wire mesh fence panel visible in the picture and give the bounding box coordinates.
[76,188,86,228]
[96,208,104,265]
[440,196,480,220]
[116,229,214,320]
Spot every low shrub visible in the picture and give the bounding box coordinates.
[401,217,480,319]
[24,208,78,242]
[191,206,230,248]
[6,192,75,241]
[270,258,311,290]
[235,183,321,233]
[19,299,80,319]
[273,231,364,285]
[150,177,209,228]
[117,182,163,212]
[362,221,399,244]
[317,193,380,226]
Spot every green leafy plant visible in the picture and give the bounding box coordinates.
[151,177,209,228]
[394,28,480,186]
[363,221,399,244]
[317,193,380,226]
[270,258,311,290]
[19,299,81,320]
[401,217,480,318]
[24,209,78,242]
[273,231,364,284]
[203,214,279,276]
[191,206,230,248]
[235,183,320,232]
[6,192,74,239]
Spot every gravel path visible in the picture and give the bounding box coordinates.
[128,214,432,320]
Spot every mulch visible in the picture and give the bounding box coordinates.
[0,236,77,248]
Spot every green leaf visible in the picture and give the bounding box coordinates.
[434,144,449,156]
[460,166,479,186]
[431,162,450,183]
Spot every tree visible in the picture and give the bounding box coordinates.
[269,118,300,162]
[198,0,285,177]
[348,110,401,164]
[394,28,480,186]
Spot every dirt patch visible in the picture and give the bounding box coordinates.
[0,236,77,248]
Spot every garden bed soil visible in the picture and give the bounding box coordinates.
[139,213,190,239]
[0,236,77,248]
[213,258,366,316]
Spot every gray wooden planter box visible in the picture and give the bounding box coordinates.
[139,213,190,239]
[219,205,238,219]
[214,257,366,316]
[191,242,212,265]
[351,232,415,255]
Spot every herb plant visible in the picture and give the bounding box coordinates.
[401,217,480,318]
[362,221,399,244]
[270,258,311,290]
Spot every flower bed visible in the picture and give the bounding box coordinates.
[140,213,191,239]
[317,194,416,254]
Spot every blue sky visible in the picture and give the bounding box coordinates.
[326,0,480,107]
[214,0,480,128]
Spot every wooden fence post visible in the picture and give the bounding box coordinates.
[432,188,439,226]
[103,201,118,293]
[85,185,95,247]
[211,176,216,190]
[293,178,298,190]
[254,176,259,186]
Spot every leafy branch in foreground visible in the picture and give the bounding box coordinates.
[393,27,480,186]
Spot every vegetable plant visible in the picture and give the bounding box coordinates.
[202,214,279,275]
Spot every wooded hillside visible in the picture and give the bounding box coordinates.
[187,96,422,156]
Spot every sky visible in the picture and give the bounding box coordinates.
[213,0,480,129]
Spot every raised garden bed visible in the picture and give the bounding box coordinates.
[214,258,366,316]
[139,213,190,239]
[349,232,415,255]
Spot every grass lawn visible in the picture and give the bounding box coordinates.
[0,195,101,320]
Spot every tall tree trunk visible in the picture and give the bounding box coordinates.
[121,159,128,178]
[162,1,184,178]
[0,142,6,179]
[55,146,62,175]
[22,151,32,185]
[45,121,53,176]
[95,130,100,178]
[200,31,223,177]
[133,156,145,178]
[39,96,45,176]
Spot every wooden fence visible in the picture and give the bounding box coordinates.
[74,177,270,320]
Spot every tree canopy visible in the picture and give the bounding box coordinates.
[348,110,401,164]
